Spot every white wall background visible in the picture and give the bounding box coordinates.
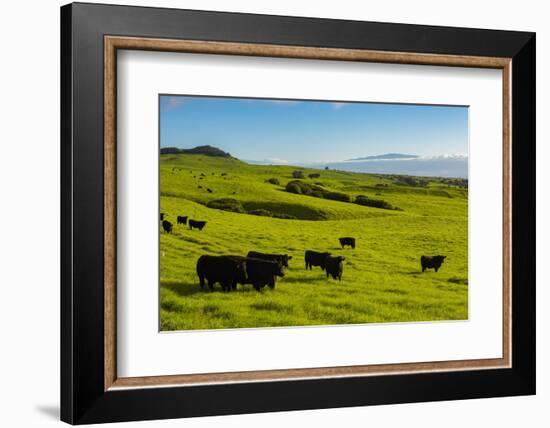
[0,0,545,426]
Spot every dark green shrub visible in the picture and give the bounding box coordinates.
[325,191,351,202]
[292,170,305,178]
[248,209,273,217]
[393,176,429,187]
[308,173,321,179]
[266,177,280,185]
[273,213,297,219]
[354,194,399,210]
[285,180,322,196]
[286,180,353,203]
[206,198,245,213]
[286,181,303,194]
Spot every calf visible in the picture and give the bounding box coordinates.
[325,256,345,281]
[162,220,173,234]
[247,251,293,268]
[339,237,356,249]
[160,212,164,221]
[177,216,188,225]
[420,255,446,272]
[305,250,331,270]
[189,219,207,231]
[196,255,247,292]
[231,256,285,291]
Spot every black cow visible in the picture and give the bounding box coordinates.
[162,220,173,234]
[247,251,293,267]
[305,250,331,270]
[339,237,356,249]
[196,255,247,292]
[325,256,345,280]
[207,188,213,193]
[231,256,285,291]
[189,219,207,231]
[160,213,164,221]
[421,255,447,272]
[177,216,188,225]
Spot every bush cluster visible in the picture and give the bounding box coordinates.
[286,180,351,203]
[393,175,429,187]
[354,195,401,210]
[286,180,323,196]
[207,199,297,219]
[265,178,280,185]
[206,198,245,213]
[247,208,273,217]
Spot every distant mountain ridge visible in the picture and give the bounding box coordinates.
[347,153,419,161]
[160,145,232,157]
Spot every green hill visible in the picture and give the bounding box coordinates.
[160,153,468,331]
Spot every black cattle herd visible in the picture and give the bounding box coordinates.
[160,212,447,292]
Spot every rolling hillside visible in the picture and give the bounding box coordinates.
[160,153,468,331]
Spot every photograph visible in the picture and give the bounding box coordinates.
[159,94,469,331]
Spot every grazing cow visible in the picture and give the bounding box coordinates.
[339,237,356,249]
[207,188,213,193]
[162,220,173,234]
[231,256,285,291]
[199,177,204,180]
[305,250,331,270]
[325,256,345,281]
[189,219,207,231]
[247,251,293,268]
[421,255,447,272]
[196,255,248,292]
[198,185,202,189]
[160,212,164,221]
[177,216,188,225]
[200,173,206,177]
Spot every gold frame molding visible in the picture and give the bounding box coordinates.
[104,36,512,391]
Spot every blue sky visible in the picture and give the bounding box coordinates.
[160,95,468,164]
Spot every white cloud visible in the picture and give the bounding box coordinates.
[264,157,289,164]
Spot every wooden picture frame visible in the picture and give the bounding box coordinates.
[61,2,535,424]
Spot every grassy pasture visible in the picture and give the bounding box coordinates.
[160,154,468,331]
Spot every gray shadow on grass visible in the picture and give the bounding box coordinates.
[163,280,214,296]
[280,273,325,284]
[164,280,262,296]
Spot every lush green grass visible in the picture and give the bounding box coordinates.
[160,154,468,331]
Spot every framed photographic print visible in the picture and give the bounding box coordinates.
[61,2,536,424]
